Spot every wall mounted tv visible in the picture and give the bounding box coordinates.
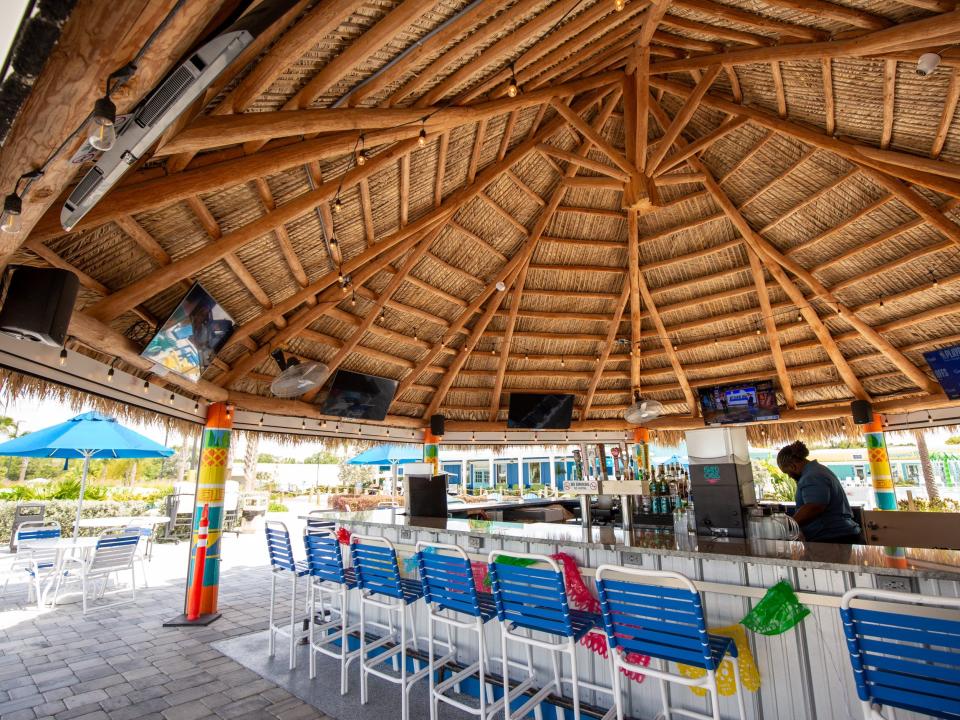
[321,369,398,421]
[698,380,780,425]
[140,283,235,382]
[507,393,575,429]
[924,344,960,400]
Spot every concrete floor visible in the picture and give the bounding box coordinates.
[0,530,332,720]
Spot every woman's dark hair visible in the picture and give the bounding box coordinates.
[777,440,809,467]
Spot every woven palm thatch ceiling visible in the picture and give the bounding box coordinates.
[9,0,960,436]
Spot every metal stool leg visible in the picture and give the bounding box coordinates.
[731,653,748,720]
[708,669,721,720]
[360,593,369,706]
[268,573,276,656]
[289,573,297,670]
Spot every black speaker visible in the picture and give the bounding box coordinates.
[851,399,874,425]
[430,413,445,436]
[0,266,79,347]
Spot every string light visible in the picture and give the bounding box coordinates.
[796,311,803,322]
[301,418,306,430]
[168,393,175,405]
[471,432,476,442]
[418,118,428,147]
[560,356,565,367]
[879,296,884,308]
[350,292,356,307]
[194,401,199,412]
[142,380,149,394]
[59,348,67,366]
[258,414,264,426]
[330,236,338,247]
[106,366,114,382]
[86,65,133,152]
[506,63,520,98]
[614,0,626,10]
[356,134,367,166]
[333,196,343,213]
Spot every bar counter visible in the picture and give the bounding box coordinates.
[321,508,960,720]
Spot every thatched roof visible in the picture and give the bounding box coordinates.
[8,0,960,440]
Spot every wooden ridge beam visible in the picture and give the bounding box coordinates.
[489,269,528,422]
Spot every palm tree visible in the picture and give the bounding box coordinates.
[913,429,940,503]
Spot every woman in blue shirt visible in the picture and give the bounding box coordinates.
[776,441,862,543]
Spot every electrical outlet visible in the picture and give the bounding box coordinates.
[622,552,644,567]
[468,536,484,549]
[876,574,912,593]
[400,529,413,540]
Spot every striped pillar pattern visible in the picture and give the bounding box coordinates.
[632,427,650,482]
[186,402,233,615]
[864,415,897,511]
[423,430,440,475]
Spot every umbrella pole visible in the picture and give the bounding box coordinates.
[74,452,91,539]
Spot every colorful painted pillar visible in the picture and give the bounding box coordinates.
[632,428,650,483]
[423,429,440,475]
[864,414,897,511]
[187,402,233,616]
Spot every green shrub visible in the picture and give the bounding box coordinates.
[268,501,289,512]
[0,500,153,542]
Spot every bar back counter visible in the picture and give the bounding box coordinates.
[324,508,960,720]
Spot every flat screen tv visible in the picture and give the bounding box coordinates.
[140,283,235,382]
[321,369,397,421]
[698,380,780,425]
[507,393,575,429]
[924,344,960,400]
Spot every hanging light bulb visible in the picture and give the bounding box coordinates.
[471,432,476,442]
[350,293,356,307]
[338,272,345,284]
[0,193,22,234]
[329,236,338,247]
[756,327,761,335]
[142,380,149,394]
[614,0,626,10]
[107,366,114,382]
[194,401,199,412]
[59,348,67,366]
[88,96,117,151]
[357,150,368,166]
[258,414,264,426]
[418,119,428,147]
[506,64,520,98]
[796,311,803,322]
[301,418,306,429]
[560,356,565,367]
[168,393,175,405]
[879,297,884,308]
[333,196,343,213]
[495,281,506,292]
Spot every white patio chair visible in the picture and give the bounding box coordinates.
[124,525,152,588]
[53,528,140,614]
[1,521,62,610]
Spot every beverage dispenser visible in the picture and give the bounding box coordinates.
[685,427,756,537]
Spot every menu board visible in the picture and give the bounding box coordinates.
[924,344,960,399]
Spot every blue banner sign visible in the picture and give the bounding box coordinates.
[924,344,960,399]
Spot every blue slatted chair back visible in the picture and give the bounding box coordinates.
[90,529,139,572]
[351,536,403,599]
[417,543,481,618]
[16,524,60,542]
[488,553,574,637]
[595,566,717,670]
[304,531,349,585]
[306,511,336,535]
[840,588,960,718]
[265,521,298,572]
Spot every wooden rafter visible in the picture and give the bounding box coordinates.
[582,284,631,418]
[746,247,795,409]
[549,98,638,180]
[654,116,749,176]
[932,67,960,159]
[647,65,721,172]
[771,61,787,118]
[822,59,835,135]
[881,60,897,149]
[253,178,309,286]
[627,210,642,392]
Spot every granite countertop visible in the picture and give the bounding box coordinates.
[326,508,960,580]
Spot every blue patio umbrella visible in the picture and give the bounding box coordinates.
[347,444,423,466]
[348,444,422,496]
[0,411,174,537]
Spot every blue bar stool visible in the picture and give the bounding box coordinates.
[265,521,309,670]
[417,542,498,720]
[595,565,746,720]
[840,587,960,719]
[488,551,613,720]
[303,529,362,694]
[351,534,431,720]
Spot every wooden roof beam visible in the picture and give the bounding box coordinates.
[648,65,721,173]
[252,178,309,286]
[671,0,826,41]
[488,90,621,421]
[649,11,960,73]
[583,284,631,418]
[537,144,630,180]
[628,211,643,391]
[550,98,639,180]
[761,0,889,30]
[932,68,960,159]
[747,247,795,408]
[881,60,897,149]
[654,116,749,176]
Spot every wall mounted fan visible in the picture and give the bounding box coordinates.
[624,390,664,425]
[269,349,329,398]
